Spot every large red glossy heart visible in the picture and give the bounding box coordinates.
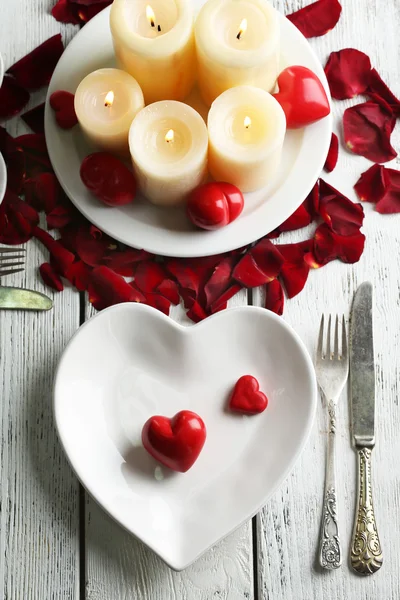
[80,152,136,207]
[273,66,331,129]
[50,90,78,129]
[187,182,244,231]
[142,410,207,473]
[229,375,268,414]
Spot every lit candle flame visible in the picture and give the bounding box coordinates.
[244,116,252,129]
[165,129,174,143]
[104,90,114,107]
[146,5,156,27]
[237,19,248,40]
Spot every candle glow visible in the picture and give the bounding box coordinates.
[104,90,114,107]
[165,129,175,143]
[146,5,156,28]
[237,18,247,40]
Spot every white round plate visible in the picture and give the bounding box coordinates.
[0,152,6,205]
[45,4,332,258]
[54,303,317,570]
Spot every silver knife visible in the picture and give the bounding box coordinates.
[0,286,53,310]
[350,282,383,574]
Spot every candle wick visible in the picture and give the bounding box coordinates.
[158,24,161,32]
[236,31,242,40]
[150,19,155,27]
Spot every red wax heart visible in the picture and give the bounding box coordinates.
[49,90,78,129]
[229,375,268,415]
[273,66,331,129]
[80,152,136,207]
[142,410,206,473]
[187,182,244,231]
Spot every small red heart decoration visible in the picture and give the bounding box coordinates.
[142,410,207,473]
[187,182,244,231]
[273,66,331,129]
[50,90,78,129]
[80,152,136,207]
[229,375,268,414]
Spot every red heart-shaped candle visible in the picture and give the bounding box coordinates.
[273,66,331,129]
[187,182,244,231]
[50,90,78,129]
[142,410,207,473]
[229,375,268,414]
[80,152,136,207]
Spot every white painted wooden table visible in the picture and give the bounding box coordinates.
[1,0,400,598]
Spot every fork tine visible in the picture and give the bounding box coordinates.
[0,261,25,268]
[1,255,25,261]
[342,316,347,360]
[0,268,24,277]
[317,314,325,358]
[0,247,26,253]
[334,315,339,358]
[327,315,332,359]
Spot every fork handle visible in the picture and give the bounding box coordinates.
[350,448,383,574]
[319,400,342,569]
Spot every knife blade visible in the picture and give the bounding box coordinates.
[349,282,383,575]
[350,281,375,448]
[0,286,53,311]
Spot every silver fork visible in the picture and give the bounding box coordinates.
[0,246,26,278]
[315,314,349,570]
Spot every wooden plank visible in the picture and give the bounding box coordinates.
[255,1,400,598]
[0,3,82,599]
[84,293,254,600]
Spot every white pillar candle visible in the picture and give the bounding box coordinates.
[208,86,286,193]
[74,68,144,155]
[110,0,196,105]
[195,0,280,106]
[129,101,208,206]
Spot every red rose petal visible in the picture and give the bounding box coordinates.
[313,223,365,265]
[50,91,78,129]
[354,164,386,203]
[89,266,145,311]
[144,293,171,316]
[7,34,64,91]
[319,179,364,236]
[0,189,39,244]
[287,0,342,38]
[278,201,313,233]
[155,279,180,305]
[376,168,400,213]
[33,226,75,276]
[343,101,397,163]
[305,180,320,217]
[367,69,400,116]
[76,1,112,23]
[134,261,166,293]
[52,0,81,24]
[15,134,52,177]
[265,279,284,316]
[0,76,30,120]
[324,133,339,173]
[210,283,242,314]
[250,238,284,279]
[165,260,201,305]
[35,172,64,213]
[233,253,274,288]
[0,127,25,193]
[103,248,150,276]
[21,104,45,134]
[324,49,371,100]
[186,301,208,324]
[204,256,237,308]
[46,205,76,229]
[39,262,64,292]
[74,224,113,267]
[278,241,312,299]
[65,260,91,291]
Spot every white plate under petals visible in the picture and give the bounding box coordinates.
[54,303,317,570]
[44,3,332,258]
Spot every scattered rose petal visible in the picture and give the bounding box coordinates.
[50,91,78,129]
[76,1,113,23]
[0,189,39,244]
[35,172,64,213]
[210,283,242,314]
[15,133,52,177]
[278,201,313,232]
[39,262,64,291]
[233,253,274,288]
[65,260,91,291]
[0,76,30,120]
[324,49,371,99]
[0,127,25,193]
[265,279,284,316]
[21,104,45,134]
[52,0,81,24]
[354,164,386,203]
[80,152,136,206]
[89,266,145,311]
[343,101,397,163]
[376,168,400,213]
[33,226,75,276]
[204,256,237,308]
[305,180,320,217]
[134,261,166,293]
[287,0,342,38]
[7,34,64,90]
[165,260,201,307]
[367,69,400,116]
[74,224,113,267]
[324,133,339,172]
[312,224,365,265]
[278,241,312,299]
[186,301,208,324]
[103,248,150,276]
[47,204,76,229]
[155,279,180,305]
[319,179,364,235]
[250,238,284,279]
[144,293,171,316]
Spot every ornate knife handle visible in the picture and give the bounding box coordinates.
[351,448,383,574]
[319,401,341,569]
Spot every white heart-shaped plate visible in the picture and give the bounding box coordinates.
[54,304,317,570]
